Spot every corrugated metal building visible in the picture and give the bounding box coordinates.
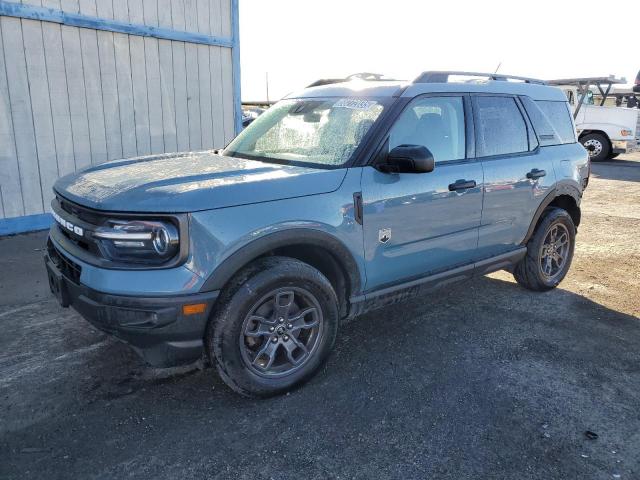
[0,0,241,235]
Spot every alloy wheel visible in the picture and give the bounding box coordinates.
[239,287,323,378]
[538,223,570,280]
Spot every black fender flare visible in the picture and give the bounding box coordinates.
[199,228,362,295]
[555,182,582,203]
[522,184,582,244]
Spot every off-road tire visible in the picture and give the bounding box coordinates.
[580,133,610,162]
[514,208,576,292]
[206,256,339,398]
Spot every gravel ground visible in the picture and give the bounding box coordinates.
[1,153,639,479]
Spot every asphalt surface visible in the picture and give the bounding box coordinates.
[1,153,639,479]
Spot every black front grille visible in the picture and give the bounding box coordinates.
[58,226,101,255]
[54,196,105,257]
[59,197,106,225]
[48,239,82,284]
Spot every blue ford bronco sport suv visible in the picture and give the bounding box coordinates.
[45,71,589,397]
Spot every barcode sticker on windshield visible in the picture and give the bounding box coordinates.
[333,98,377,110]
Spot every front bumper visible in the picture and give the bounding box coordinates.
[612,139,639,154]
[45,241,219,367]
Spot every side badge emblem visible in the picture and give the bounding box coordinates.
[378,228,391,244]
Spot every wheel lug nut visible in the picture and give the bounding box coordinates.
[279,317,284,323]
[287,323,292,329]
[269,326,275,332]
[271,337,278,343]
[283,335,289,341]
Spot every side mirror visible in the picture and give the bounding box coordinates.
[380,144,435,174]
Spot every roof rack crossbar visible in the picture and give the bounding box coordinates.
[546,76,626,86]
[414,71,547,85]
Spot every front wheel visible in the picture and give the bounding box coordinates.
[580,133,610,162]
[514,208,576,291]
[207,256,339,397]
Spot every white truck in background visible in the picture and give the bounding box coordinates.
[548,77,640,161]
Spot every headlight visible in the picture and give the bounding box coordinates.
[93,219,179,264]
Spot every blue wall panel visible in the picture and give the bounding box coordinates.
[0,0,241,236]
[0,213,52,236]
[0,1,233,48]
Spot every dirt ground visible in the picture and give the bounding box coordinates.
[0,153,639,479]
[485,153,640,319]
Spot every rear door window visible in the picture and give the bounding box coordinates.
[474,96,529,157]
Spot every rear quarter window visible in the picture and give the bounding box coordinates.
[524,98,576,146]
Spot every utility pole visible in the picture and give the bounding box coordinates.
[265,72,270,104]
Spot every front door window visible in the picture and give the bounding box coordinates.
[388,96,466,163]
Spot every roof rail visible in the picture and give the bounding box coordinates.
[306,72,403,88]
[346,72,387,81]
[414,71,547,85]
[306,77,347,88]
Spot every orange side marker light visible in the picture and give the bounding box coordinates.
[183,303,207,315]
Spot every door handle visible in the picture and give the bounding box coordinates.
[448,179,477,191]
[526,168,546,179]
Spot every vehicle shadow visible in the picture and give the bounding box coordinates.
[3,274,640,479]
[590,158,640,182]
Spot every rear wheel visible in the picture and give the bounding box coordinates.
[580,133,610,162]
[206,256,339,397]
[514,208,576,291]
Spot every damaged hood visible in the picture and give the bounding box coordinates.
[54,151,347,213]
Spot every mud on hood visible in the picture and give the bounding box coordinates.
[54,151,347,213]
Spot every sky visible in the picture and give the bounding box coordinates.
[238,0,638,101]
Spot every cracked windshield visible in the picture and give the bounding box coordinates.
[225,98,385,167]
